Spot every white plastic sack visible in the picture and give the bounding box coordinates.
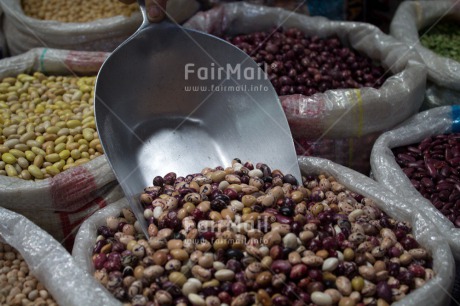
[73,157,454,306]
[371,105,460,260]
[0,48,120,248]
[390,1,460,108]
[0,0,201,56]
[184,3,426,173]
[294,131,382,174]
[72,197,127,303]
[1,0,141,55]
[0,6,6,59]
[0,206,120,305]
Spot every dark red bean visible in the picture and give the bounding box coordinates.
[455,216,460,227]
[272,295,290,306]
[407,146,421,154]
[449,157,460,165]
[275,214,293,225]
[271,260,292,275]
[425,162,438,178]
[290,264,308,279]
[421,177,434,188]
[398,153,416,163]
[232,282,247,296]
[376,281,392,303]
[225,28,388,97]
[436,182,453,191]
[439,190,450,201]
[407,160,424,167]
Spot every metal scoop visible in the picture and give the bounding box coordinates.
[94,0,300,236]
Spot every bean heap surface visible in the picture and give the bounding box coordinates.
[0,242,56,306]
[393,133,460,227]
[225,28,388,96]
[420,21,460,62]
[93,160,433,306]
[0,73,103,180]
[21,0,138,23]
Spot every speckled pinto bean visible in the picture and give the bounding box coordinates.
[0,242,57,305]
[0,73,104,180]
[393,133,460,227]
[92,159,434,305]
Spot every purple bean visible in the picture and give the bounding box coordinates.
[271,260,292,275]
[376,281,392,303]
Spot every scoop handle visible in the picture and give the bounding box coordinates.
[137,0,170,27]
[137,0,149,26]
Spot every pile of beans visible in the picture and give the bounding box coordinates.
[0,242,56,305]
[225,28,388,96]
[0,73,103,180]
[393,133,460,228]
[92,160,434,306]
[21,0,138,23]
[420,21,460,62]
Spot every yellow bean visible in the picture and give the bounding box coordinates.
[5,164,18,177]
[56,121,66,128]
[0,73,103,179]
[2,153,17,164]
[66,120,81,129]
[46,126,59,134]
[14,144,29,151]
[54,135,67,144]
[42,140,54,150]
[45,145,55,155]
[89,138,100,149]
[82,128,94,142]
[46,166,60,176]
[78,144,88,152]
[33,155,44,168]
[96,144,104,153]
[74,158,90,166]
[31,146,46,156]
[82,116,94,125]
[63,164,75,171]
[57,128,70,136]
[83,121,96,129]
[0,145,9,154]
[59,149,70,160]
[54,143,66,153]
[77,139,88,146]
[35,136,45,144]
[20,169,32,180]
[67,143,79,151]
[28,165,44,179]
[53,160,65,171]
[22,0,139,22]
[70,149,81,160]
[9,149,25,158]
[17,157,29,169]
[26,140,40,149]
[45,153,60,163]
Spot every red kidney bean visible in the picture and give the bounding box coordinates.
[393,133,460,227]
